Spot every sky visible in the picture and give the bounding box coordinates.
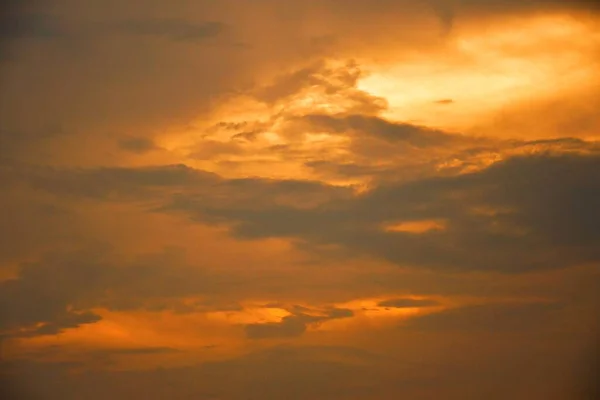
[1,0,600,399]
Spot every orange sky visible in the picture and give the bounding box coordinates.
[1,1,600,399]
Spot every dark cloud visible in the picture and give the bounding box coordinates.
[0,13,66,39]
[105,346,181,355]
[300,113,460,147]
[378,298,440,308]
[114,19,225,42]
[0,11,225,43]
[245,315,313,339]
[305,160,392,180]
[0,247,229,337]
[452,0,600,15]
[404,301,563,332]
[1,345,393,400]
[16,163,351,211]
[0,248,115,335]
[0,186,83,265]
[23,164,219,201]
[253,62,327,104]
[245,307,353,339]
[429,0,600,32]
[118,137,158,154]
[166,153,600,273]
[0,6,272,159]
[430,0,455,34]
[250,60,388,113]
[2,340,591,400]
[0,126,69,164]
[14,153,600,273]
[25,312,102,337]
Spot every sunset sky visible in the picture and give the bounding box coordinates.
[1,1,600,399]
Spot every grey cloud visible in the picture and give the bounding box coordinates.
[0,11,225,43]
[404,301,562,333]
[19,153,600,273]
[20,344,181,359]
[430,1,455,34]
[114,19,225,42]
[245,307,354,339]
[326,307,354,319]
[0,187,83,265]
[105,346,181,355]
[301,113,460,147]
[167,153,600,273]
[305,160,391,179]
[0,126,69,165]
[452,0,600,15]
[0,13,66,39]
[253,62,326,104]
[2,345,393,400]
[343,154,600,271]
[251,60,387,114]
[118,137,158,154]
[3,340,590,400]
[17,163,351,209]
[0,247,119,333]
[23,164,219,201]
[0,246,230,337]
[0,262,103,336]
[304,158,444,184]
[430,0,600,33]
[245,315,312,339]
[26,312,102,337]
[379,298,440,308]
[0,9,261,162]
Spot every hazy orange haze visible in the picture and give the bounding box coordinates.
[1,1,600,399]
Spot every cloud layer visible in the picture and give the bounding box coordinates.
[1,0,599,399]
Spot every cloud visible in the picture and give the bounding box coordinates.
[12,152,600,274]
[0,13,66,40]
[2,345,392,400]
[0,246,228,337]
[428,0,600,32]
[245,315,312,339]
[3,340,591,400]
[0,12,225,43]
[300,113,460,146]
[18,163,351,210]
[430,0,455,34]
[104,346,181,355]
[114,19,225,42]
[403,301,562,333]
[251,60,387,114]
[23,164,219,201]
[118,137,158,154]
[378,298,440,308]
[158,153,600,273]
[25,312,103,337]
[244,307,353,339]
[1,2,599,399]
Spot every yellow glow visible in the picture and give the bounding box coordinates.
[148,14,600,188]
[383,220,447,234]
[206,306,291,324]
[357,14,600,133]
